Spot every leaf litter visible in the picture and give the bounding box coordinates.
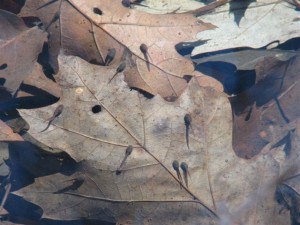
[16,53,297,224]
[0,0,298,224]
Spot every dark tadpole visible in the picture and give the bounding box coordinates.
[40,104,64,132]
[184,114,192,149]
[108,62,126,83]
[172,160,183,188]
[54,177,85,194]
[122,0,148,8]
[105,48,116,66]
[180,162,190,188]
[140,43,151,71]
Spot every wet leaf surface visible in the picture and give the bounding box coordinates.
[15,54,293,224]
[0,1,299,224]
[231,55,300,158]
[0,10,47,95]
[20,0,217,99]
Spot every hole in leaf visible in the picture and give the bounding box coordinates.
[92,105,102,113]
[0,64,7,70]
[93,7,102,15]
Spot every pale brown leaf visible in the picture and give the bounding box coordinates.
[231,55,300,158]
[0,120,23,141]
[16,54,292,224]
[68,0,216,99]
[0,11,47,94]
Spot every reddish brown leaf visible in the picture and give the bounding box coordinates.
[20,0,125,73]
[20,0,217,99]
[17,63,61,99]
[231,55,300,158]
[0,120,23,141]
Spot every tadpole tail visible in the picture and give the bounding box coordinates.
[105,57,113,66]
[183,172,188,188]
[105,49,116,66]
[142,53,150,71]
[187,170,191,178]
[176,171,183,189]
[146,60,150,71]
[186,126,190,149]
[117,155,128,172]
[40,120,53,133]
[108,71,118,84]
[132,2,149,7]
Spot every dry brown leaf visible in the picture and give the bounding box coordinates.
[193,70,224,93]
[20,0,217,99]
[0,9,27,40]
[16,54,292,224]
[19,0,130,73]
[69,0,215,99]
[17,63,61,99]
[18,54,222,223]
[0,10,47,94]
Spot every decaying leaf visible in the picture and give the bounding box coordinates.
[16,63,61,99]
[16,54,293,224]
[19,0,125,73]
[20,0,216,99]
[69,0,215,99]
[231,55,300,158]
[18,54,224,223]
[0,10,47,94]
[0,9,27,40]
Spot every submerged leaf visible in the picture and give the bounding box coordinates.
[0,10,46,94]
[16,54,293,224]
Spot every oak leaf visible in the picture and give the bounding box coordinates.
[16,54,291,224]
[20,0,216,99]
